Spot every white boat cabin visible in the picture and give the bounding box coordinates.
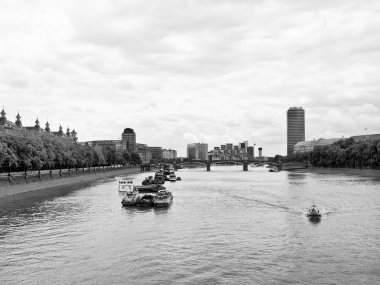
[118,178,134,192]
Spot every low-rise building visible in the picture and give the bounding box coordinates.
[294,138,342,153]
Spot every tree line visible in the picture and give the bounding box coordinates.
[277,138,380,169]
[0,132,142,173]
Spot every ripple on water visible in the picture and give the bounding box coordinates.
[1,167,380,284]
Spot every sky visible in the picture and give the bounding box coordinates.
[1,0,379,156]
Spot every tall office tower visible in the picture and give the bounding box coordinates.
[287,107,305,156]
[258,147,263,158]
[247,146,254,158]
[187,144,198,160]
[121,128,137,152]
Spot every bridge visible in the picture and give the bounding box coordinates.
[140,161,308,172]
[175,160,281,171]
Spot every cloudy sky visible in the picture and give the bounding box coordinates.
[1,0,379,156]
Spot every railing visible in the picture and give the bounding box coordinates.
[0,165,132,185]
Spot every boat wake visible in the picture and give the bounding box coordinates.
[230,194,296,213]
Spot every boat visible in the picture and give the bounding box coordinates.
[269,166,279,172]
[135,184,166,193]
[121,191,138,206]
[142,176,154,185]
[121,185,166,207]
[176,177,181,181]
[118,177,134,192]
[136,194,155,207]
[153,189,173,207]
[307,204,321,218]
[169,171,176,182]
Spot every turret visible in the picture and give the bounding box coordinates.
[0,107,7,126]
[1,107,6,118]
[66,127,71,137]
[15,112,22,127]
[34,117,40,131]
[71,129,77,142]
[58,124,63,136]
[45,120,50,133]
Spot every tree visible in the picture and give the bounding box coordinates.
[130,152,142,165]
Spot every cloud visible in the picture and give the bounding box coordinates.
[1,0,379,156]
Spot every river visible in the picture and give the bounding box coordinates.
[1,166,379,284]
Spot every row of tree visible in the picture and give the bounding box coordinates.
[0,132,142,172]
[278,138,380,169]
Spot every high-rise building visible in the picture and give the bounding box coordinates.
[287,107,305,156]
[187,143,208,160]
[121,128,136,152]
[247,146,254,158]
[258,147,263,158]
[187,144,198,160]
[195,143,208,160]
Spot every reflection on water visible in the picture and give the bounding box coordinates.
[1,166,380,284]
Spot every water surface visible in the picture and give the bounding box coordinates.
[1,166,379,284]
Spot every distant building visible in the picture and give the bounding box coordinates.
[187,143,208,160]
[293,138,341,153]
[258,147,263,158]
[287,107,305,156]
[162,149,177,160]
[122,128,136,152]
[351,134,380,142]
[137,143,152,163]
[196,143,208,160]
[187,144,198,160]
[294,134,380,153]
[247,146,254,158]
[0,108,78,142]
[149,147,163,160]
[85,140,126,153]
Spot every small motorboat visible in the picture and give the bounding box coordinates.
[118,177,134,192]
[176,177,181,181]
[153,189,173,207]
[269,166,279,172]
[307,204,321,218]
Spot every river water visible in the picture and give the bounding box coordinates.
[1,166,379,284]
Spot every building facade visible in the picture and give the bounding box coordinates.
[0,108,78,142]
[85,140,126,153]
[149,147,163,160]
[287,107,305,156]
[187,143,208,160]
[137,143,152,163]
[121,128,137,152]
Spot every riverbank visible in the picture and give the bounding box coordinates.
[288,167,380,180]
[0,167,141,199]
